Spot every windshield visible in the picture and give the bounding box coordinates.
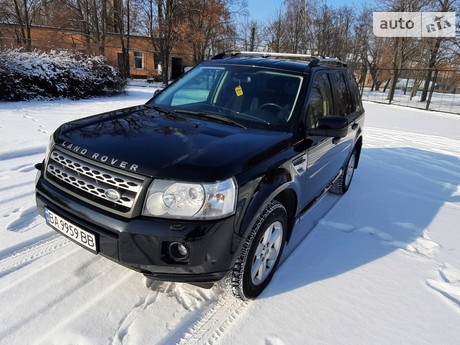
[147,64,304,130]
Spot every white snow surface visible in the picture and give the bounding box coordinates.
[0,85,459,345]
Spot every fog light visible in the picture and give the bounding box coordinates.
[168,242,190,262]
[177,243,188,256]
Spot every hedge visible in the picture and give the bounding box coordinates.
[0,49,126,101]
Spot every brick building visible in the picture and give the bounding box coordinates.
[0,24,190,80]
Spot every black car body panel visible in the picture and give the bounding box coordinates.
[55,106,294,181]
[35,52,364,294]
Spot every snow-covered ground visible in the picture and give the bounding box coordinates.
[0,86,459,345]
[362,87,460,114]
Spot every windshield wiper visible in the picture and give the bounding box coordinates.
[173,109,247,129]
[145,104,175,116]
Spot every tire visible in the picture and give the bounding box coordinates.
[230,200,287,300]
[330,148,356,195]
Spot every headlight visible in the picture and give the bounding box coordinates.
[142,178,237,220]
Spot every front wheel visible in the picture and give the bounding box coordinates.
[330,148,356,195]
[230,200,287,300]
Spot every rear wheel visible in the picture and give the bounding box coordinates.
[330,148,356,195]
[230,200,287,300]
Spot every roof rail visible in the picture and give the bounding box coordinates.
[212,51,347,67]
[232,51,317,59]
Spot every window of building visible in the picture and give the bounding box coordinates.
[134,51,144,69]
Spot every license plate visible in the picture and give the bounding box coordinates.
[45,208,97,252]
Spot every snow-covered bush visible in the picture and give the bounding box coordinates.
[0,49,126,101]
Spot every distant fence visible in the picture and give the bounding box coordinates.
[357,68,460,114]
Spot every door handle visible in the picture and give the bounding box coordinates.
[332,137,341,144]
[351,123,358,130]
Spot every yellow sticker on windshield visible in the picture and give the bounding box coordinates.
[235,85,244,97]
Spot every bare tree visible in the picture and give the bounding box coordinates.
[113,0,131,78]
[265,9,286,52]
[283,0,307,53]
[153,0,183,83]
[262,0,357,59]
[351,7,378,89]
[0,0,43,50]
[237,19,264,51]
[419,0,457,101]
[181,0,232,64]
[381,0,429,103]
[136,0,185,81]
[45,0,116,55]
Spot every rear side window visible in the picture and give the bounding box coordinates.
[307,72,333,128]
[345,70,362,113]
[331,72,349,116]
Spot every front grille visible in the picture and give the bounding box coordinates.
[45,147,148,217]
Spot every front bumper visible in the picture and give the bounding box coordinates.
[35,172,242,283]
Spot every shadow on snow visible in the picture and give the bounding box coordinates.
[263,146,460,298]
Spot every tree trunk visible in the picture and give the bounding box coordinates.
[23,0,31,50]
[13,0,27,49]
[420,38,441,102]
[387,38,402,104]
[383,78,391,93]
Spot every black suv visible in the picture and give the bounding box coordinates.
[35,52,364,299]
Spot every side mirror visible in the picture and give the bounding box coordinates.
[153,88,163,97]
[307,115,349,138]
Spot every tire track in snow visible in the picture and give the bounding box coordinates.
[0,192,35,206]
[0,181,34,193]
[176,292,250,345]
[0,233,70,278]
[1,251,135,344]
[109,279,232,345]
[33,271,137,345]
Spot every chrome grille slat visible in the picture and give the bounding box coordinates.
[45,147,147,217]
[50,151,141,192]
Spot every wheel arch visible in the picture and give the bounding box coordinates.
[237,170,298,244]
[273,188,297,242]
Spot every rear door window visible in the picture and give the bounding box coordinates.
[345,70,362,114]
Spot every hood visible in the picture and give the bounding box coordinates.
[54,105,293,181]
